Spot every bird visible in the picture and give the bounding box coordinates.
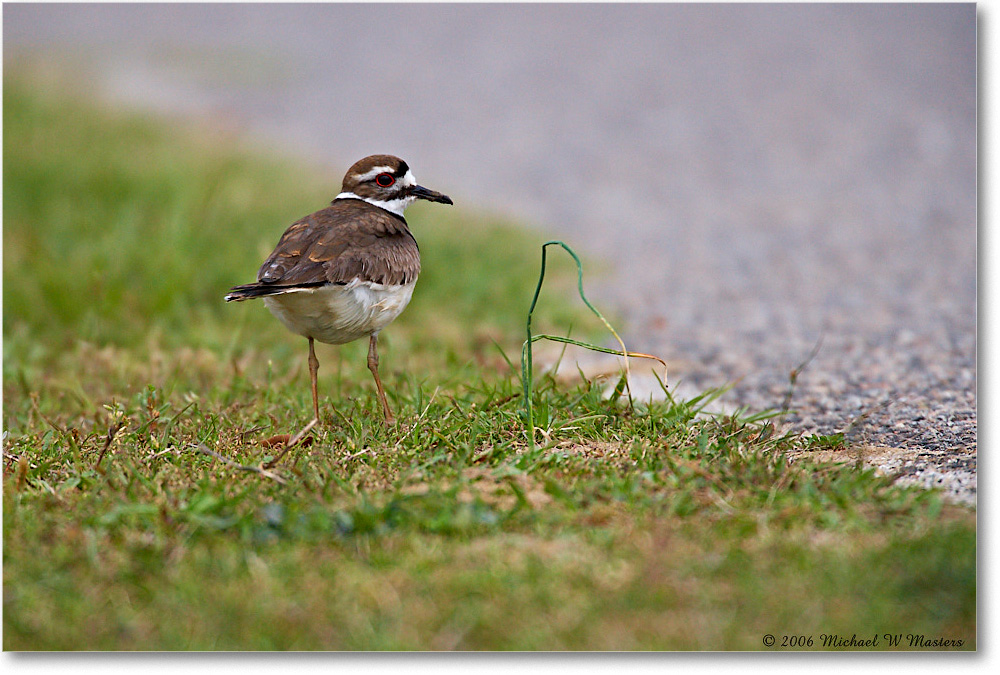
[226,154,453,428]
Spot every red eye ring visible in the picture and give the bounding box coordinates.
[376,173,395,187]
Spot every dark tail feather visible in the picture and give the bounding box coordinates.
[225,283,275,302]
[225,281,328,302]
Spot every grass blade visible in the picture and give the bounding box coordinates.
[521,241,668,448]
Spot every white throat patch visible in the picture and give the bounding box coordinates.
[335,192,415,216]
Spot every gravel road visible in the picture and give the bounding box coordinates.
[4,3,977,503]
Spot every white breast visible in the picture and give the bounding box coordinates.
[262,279,416,345]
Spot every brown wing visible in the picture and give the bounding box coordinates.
[257,199,420,287]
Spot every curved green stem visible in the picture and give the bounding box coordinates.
[522,241,657,449]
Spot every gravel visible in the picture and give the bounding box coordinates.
[4,3,976,504]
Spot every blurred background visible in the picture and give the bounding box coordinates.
[3,4,976,461]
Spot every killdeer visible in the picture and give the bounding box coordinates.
[226,155,453,427]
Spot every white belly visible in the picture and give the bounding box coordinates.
[262,279,416,345]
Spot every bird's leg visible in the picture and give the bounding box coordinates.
[308,337,320,423]
[368,333,395,424]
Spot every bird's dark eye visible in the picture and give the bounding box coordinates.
[376,173,395,187]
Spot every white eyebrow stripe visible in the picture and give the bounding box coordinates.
[353,166,397,182]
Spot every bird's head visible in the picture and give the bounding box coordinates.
[339,154,453,215]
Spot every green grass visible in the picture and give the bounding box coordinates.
[2,65,976,651]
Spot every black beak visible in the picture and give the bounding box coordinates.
[410,184,454,205]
